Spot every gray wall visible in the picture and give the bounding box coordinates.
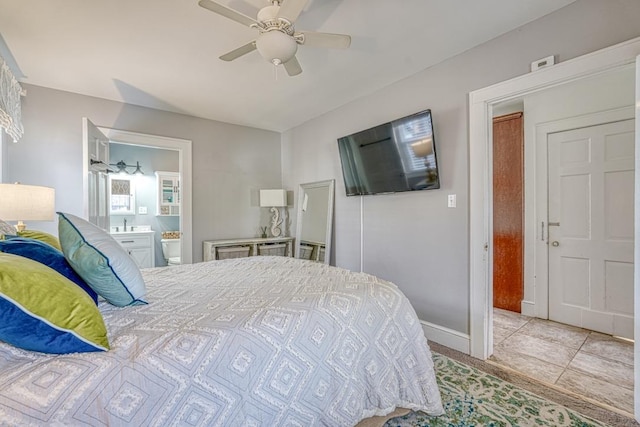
[282,0,640,333]
[5,84,281,262]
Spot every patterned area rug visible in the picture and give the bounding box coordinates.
[385,353,606,427]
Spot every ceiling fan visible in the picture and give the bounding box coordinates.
[198,0,351,76]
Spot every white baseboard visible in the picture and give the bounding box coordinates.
[521,300,535,317]
[420,320,470,354]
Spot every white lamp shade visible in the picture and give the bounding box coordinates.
[260,189,287,207]
[411,137,434,158]
[0,183,55,221]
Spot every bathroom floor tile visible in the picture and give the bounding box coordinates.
[518,318,589,349]
[493,308,530,332]
[499,333,577,367]
[580,332,633,366]
[491,345,564,384]
[556,368,634,414]
[568,350,633,390]
[491,308,634,415]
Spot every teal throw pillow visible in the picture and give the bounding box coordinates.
[58,212,147,307]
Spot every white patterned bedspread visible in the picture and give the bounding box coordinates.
[0,256,443,426]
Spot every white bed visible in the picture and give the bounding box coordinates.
[0,256,443,426]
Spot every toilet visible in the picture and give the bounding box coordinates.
[161,238,181,266]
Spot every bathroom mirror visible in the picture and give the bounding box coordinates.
[295,179,334,264]
[109,175,136,215]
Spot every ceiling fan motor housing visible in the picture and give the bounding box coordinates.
[257,5,279,24]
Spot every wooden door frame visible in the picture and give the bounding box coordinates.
[469,36,640,420]
[533,107,635,320]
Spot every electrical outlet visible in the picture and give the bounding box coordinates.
[138,206,148,214]
[448,194,456,208]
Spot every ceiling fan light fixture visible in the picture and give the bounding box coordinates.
[256,30,298,65]
[199,0,350,76]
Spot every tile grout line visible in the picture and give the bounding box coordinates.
[554,330,590,386]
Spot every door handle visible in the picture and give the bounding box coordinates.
[551,241,560,247]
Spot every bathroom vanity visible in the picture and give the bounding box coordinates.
[111,229,155,268]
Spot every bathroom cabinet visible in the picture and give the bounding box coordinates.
[156,171,180,216]
[111,230,155,268]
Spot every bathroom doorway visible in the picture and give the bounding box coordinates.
[110,142,181,267]
[84,124,193,264]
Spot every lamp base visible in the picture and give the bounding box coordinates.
[270,207,283,237]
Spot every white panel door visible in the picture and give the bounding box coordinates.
[83,118,110,229]
[548,118,634,338]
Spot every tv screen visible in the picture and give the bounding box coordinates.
[337,110,440,196]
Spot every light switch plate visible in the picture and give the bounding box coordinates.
[138,206,148,214]
[448,194,456,208]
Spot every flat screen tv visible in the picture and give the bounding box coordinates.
[337,109,440,196]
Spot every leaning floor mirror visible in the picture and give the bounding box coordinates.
[295,180,335,264]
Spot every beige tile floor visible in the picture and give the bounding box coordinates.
[490,308,634,415]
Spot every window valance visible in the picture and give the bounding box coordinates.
[0,55,24,142]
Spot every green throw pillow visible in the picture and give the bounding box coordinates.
[0,252,109,354]
[16,229,62,250]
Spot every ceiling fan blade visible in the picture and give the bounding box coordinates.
[283,56,302,76]
[198,0,257,27]
[219,41,257,61]
[299,31,351,49]
[277,0,309,24]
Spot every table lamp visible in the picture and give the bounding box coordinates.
[259,189,287,237]
[0,183,55,232]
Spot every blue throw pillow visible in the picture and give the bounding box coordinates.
[0,252,109,354]
[0,237,98,304]
[58,212,147,307]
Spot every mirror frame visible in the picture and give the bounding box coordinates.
[294,179,335,264]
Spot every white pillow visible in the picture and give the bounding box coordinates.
[58,212,147,307]
[0,218,16,237]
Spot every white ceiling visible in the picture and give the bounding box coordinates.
[0,0,576,132]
